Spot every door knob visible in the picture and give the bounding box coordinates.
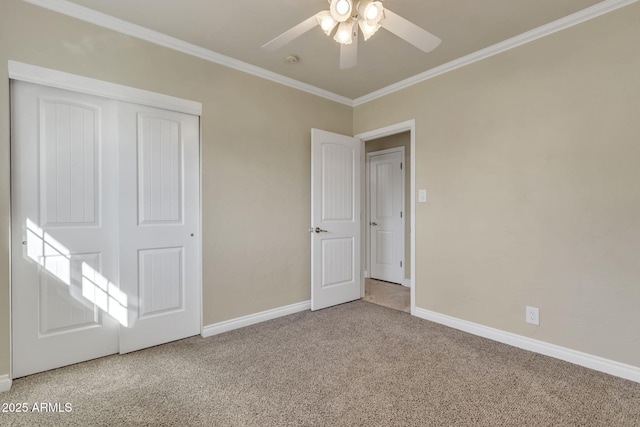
[370,222,378,226]
[309,227,328,233]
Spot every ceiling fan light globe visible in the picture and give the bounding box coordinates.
[365,4,378,20]
[330,0,353,22]
[317,11,338,35]
[336,0,351,15]
[333,21,354,45]
[358,20,380,41]
[357,1,384,25]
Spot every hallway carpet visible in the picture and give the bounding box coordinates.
[364,278,410,312]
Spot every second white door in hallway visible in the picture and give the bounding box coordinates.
[369,149,405,284]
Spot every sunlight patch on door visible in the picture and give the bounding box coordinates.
[81,263,128,327]
[26,218,70,285]
[25,218,129,327]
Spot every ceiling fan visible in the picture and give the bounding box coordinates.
[262,0,442,69]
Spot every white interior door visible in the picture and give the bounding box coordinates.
[369,149,405,284]
[311,129,361,311]
[11,81,120,378]
[117,102,201,354]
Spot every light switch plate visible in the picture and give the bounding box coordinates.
[418,189,427,203]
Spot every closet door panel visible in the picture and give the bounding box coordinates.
[117,102,200,354]
[11,82,119,378]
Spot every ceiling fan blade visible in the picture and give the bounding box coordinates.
[381,9,441,53]
[262,15,320,51]
[340,25,358,69]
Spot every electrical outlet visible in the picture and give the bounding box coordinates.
[526,306,539,325]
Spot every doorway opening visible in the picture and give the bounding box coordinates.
[309,121,416,314]
[356,121,416,315]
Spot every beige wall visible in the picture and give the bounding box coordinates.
[355,3,640,367]
[0,0,352,377]
[364,132,411,280]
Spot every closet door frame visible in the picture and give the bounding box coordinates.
[7,61,203,378]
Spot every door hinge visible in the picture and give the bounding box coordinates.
[400,211,403,218]
[400,162,403,170]
[400,261,403,268]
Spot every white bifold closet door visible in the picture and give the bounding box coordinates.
[11,81,200,378]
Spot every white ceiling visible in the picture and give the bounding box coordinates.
[64,0,611,100]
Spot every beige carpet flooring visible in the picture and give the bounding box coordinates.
[2,301,639,426]
[363,278,410,312]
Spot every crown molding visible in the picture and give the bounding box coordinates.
[352,0,640,106]
[23,0,638,108]
[22,0,353,106]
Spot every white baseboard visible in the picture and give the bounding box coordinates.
[0,375,12,393]
[414,307,640,384]
[202,300,311,338]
